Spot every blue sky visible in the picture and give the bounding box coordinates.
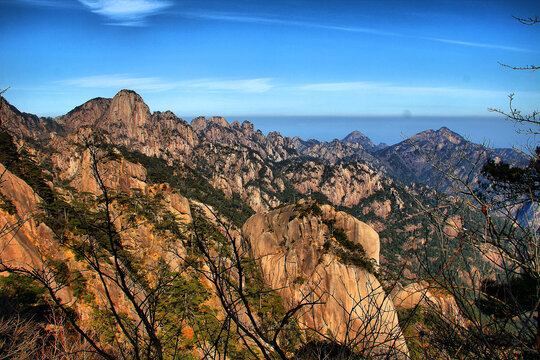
[1,0,539,147]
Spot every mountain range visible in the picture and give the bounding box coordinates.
[2,89,529,265]
[0,89,531,359]
[5,89,526,196]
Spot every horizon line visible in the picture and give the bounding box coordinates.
[178,114,505,120]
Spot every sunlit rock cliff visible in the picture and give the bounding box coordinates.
[243,199,408,358]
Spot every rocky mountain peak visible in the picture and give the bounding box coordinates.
[241,120,255,133]
[55,90,199,160]
[436,126,464,144]
[59,96,111,130]
[0,96,62,140]
[193,116,296,162]
[208,116,229,128]
[191,116,235,133]
[411,126,464,145]
[116,89,142,98]
[59,89,152,134]
[190,116,207,132]
[342,130,376,150]
[375,125,528,189]
[267,130,284,139]
[108,89,151,130]
[434,126,458,137]
[0,96,21,118]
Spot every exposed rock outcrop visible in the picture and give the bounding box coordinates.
[0,152,194,323]
[243,200,408,358]
[0,163,71,302]
[391,282,463,327]
[0,97,63,141]
[280,161,386,207]
[58,90,199,161]
[192,115,297,162]
[293,136,381,166]
[2,89,532,358]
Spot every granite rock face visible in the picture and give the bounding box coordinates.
[1,90,524,358]
[342,130,377,150]
[391,282,464,327]
[0,149,192,315]
[0,97,64,141]
[280,160,386,207]
[192,115,297,162]
[0,163,72,303]
[243,200,408,358]
[293,135,382,166]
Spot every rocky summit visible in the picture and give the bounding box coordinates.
[0,89,532,360]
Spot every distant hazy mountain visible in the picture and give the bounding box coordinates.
[374,126,528,189]
[341,130,376,149]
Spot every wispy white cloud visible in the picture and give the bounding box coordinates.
[299,82,381,92]
[59,75,537,101]
[177,78,274,93]
[298,81,507,98]
[78,0,172,26]
[384,85,506,98]
[422,37,531,53]
[59,75,274,93]
[186,11,531,53]
[19,0,79,8]
[60,74,176,92]
[186,12,402,37]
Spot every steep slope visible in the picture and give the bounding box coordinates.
[0,130,223,358]
[0,97,64,141]
[0,162,61,276]
[1,92,502,264]
[54,91,296,214]
[0,91,476,275]
[58,96,111,130]
[2,90,535,359]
